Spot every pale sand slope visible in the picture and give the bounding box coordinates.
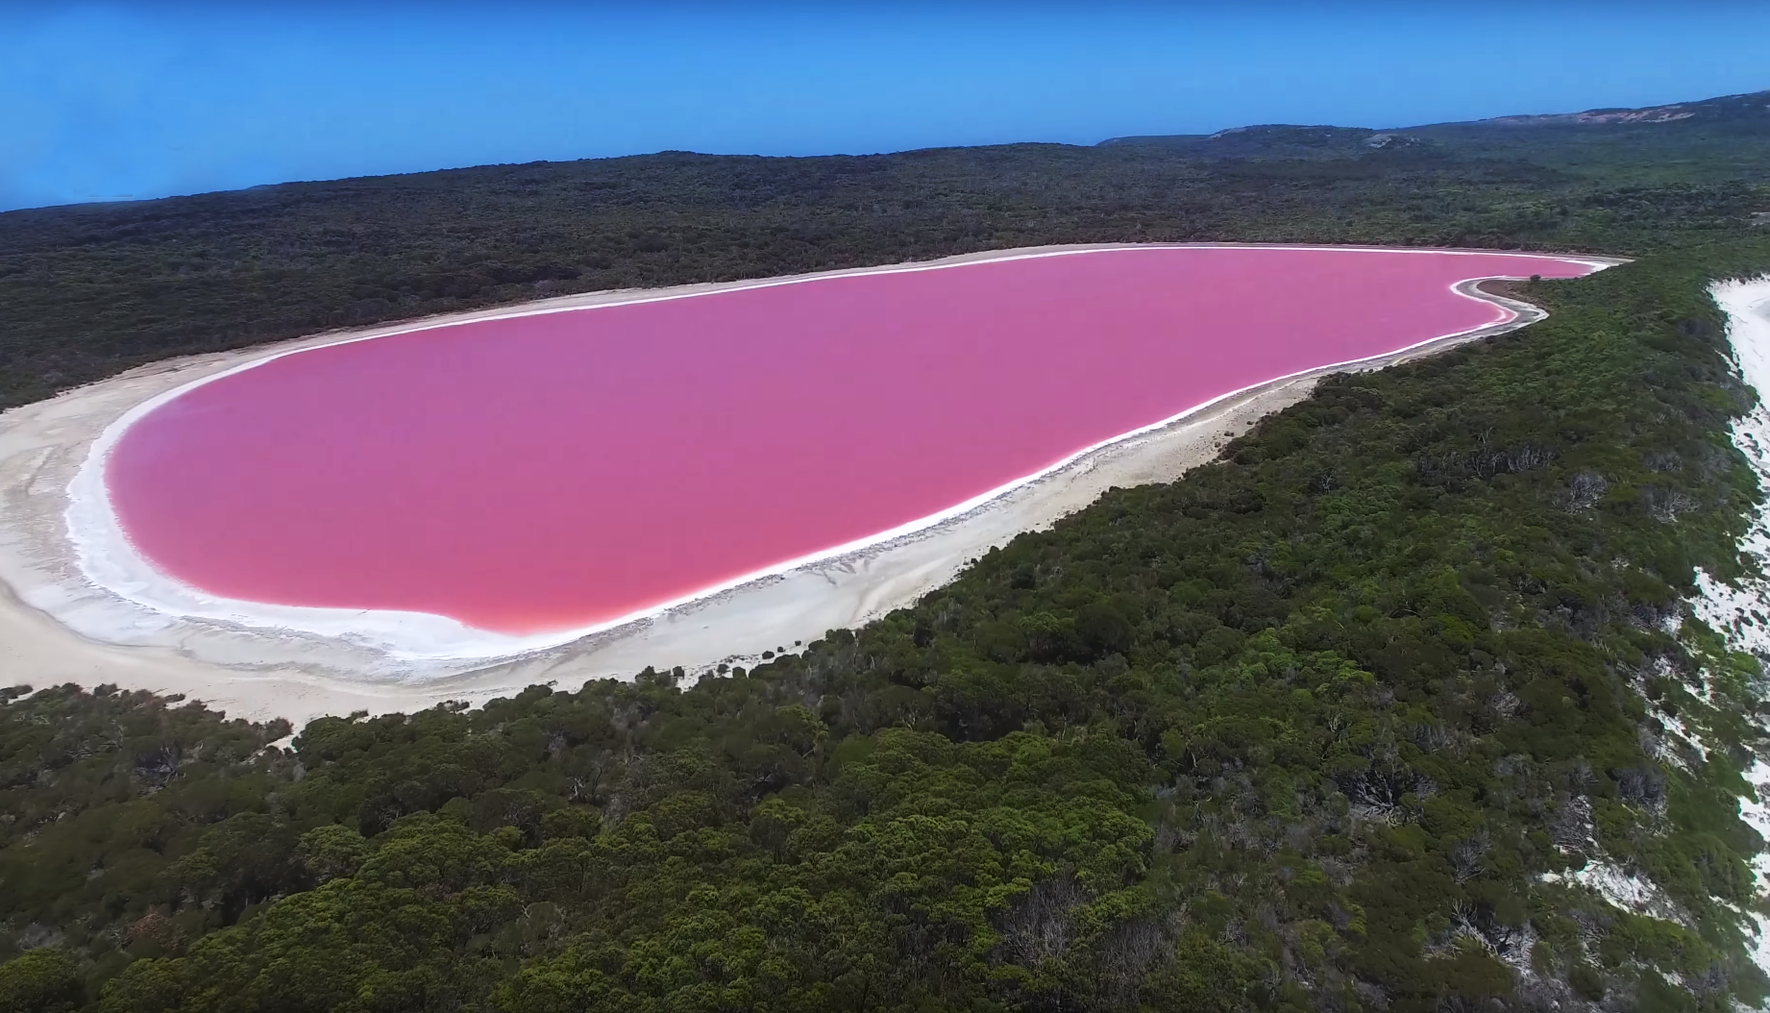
[1694,278,1770,656]
[1670,278,1770,974]
[0,243,1616,728]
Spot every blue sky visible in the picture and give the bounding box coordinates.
[3,1,1767,212]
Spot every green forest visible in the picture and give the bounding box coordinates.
[6,95,1770,1011]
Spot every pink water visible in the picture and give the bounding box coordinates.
[105,247,1596,635]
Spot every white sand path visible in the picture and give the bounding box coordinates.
[0,243,1617,727]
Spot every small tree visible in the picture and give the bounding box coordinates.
[0,948,83,1013]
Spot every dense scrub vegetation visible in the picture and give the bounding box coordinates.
[1,104,1767,409]
[7,236,1770,1010]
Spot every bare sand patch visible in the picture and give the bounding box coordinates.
[0,243,1619,727]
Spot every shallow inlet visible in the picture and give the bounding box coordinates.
[95,246,1598,643]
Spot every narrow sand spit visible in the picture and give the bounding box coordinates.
[0,243,1618,727]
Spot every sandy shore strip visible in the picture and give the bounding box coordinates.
[0,243,1621,727]
[1678,277,1770,975]
[1693,276,1770,655]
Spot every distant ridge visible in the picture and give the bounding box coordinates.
[1096,123,1422,156]
[1098,88,1770,149]
[1457,88,1770,127]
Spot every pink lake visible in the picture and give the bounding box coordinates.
[103,247,1597,636]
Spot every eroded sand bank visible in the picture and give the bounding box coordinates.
[0,243,1617,726]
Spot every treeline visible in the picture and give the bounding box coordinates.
[0,116,1766,409]
[6,240,1770,1010]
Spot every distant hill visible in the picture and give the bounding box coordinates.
[1098,88,1770,154]
[1097,124,1427,158]
[1451,88,1770,127]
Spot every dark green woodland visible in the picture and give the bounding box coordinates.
[5,91,1770,1011]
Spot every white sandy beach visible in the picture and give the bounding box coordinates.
[0,243,1613,727]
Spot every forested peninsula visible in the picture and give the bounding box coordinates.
[6,92,1770,1012]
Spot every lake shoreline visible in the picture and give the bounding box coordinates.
[0,243,1619,727]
